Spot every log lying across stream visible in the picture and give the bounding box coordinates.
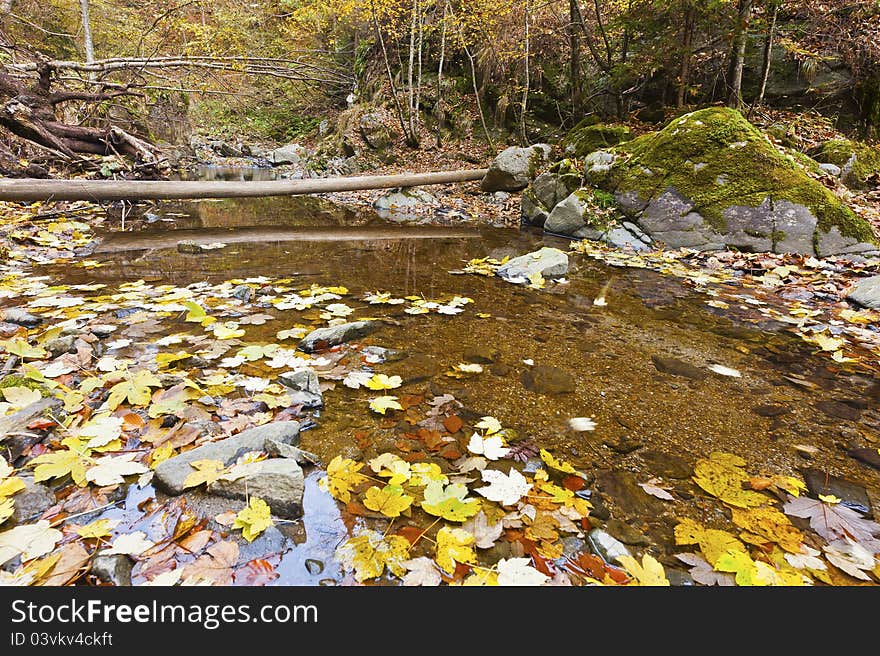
[0,169,489,202]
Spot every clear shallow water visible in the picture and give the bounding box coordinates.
[34,193,880,585]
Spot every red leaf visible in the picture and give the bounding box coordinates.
[401,451,428,463]
[442,415,463,434]
[234,559,279,586]
[26,418,55,430]
[562,475,585,491]
[395,526,425,546]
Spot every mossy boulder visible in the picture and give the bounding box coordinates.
[561,119,633,159]
[810,139,880,189]
[594,107,878,256]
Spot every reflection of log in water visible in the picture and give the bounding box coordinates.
[93,225,481,253]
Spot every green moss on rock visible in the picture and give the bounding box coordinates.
[812,138,880,189]
[604,107,876,244]
[562,120,633,159]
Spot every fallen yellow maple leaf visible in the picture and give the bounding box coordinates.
[435,526,476,574]
[616,553,670,586]
[233,497,274,542]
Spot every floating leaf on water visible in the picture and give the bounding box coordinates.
[708,364,742,378]
[368,395,403,415]
[233,497,274,542]
[496,557,549,586]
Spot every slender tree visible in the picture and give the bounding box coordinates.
[727,0,753,109]
[755,0,779,106]
[79,0,95,63]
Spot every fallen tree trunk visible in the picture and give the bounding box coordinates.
[0,169,489,201]
[0,70,157,163]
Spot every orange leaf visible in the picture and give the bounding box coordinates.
[748,476,773,491]
[443,415,463,434]
[26,418,56,430]
[353,430,372,451]
[399,394,424,409]
[234,558,279,586]
[438,443,462,460]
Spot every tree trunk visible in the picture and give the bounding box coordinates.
[79,0,95,63]
[677,3,696,108]
[755,0,778,107]
[569,0,582,117]
[519,0,530,146]
[436,0,448,148]
[0,168,490,202]
[727,0,753,109]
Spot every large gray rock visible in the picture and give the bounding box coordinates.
[268,143,307,165]
[520,163,582,226]
[545,192,601,239]
[846,275,880,310]
[278,368,323,409]
[773,200,818,254]
[210,458,305,519]
[816,226,879,258]
[154,422,301,494]
[496,247,569,283]
[358,112,392,150]
[298,320,379,353]
[594,107,878,256]
[637,188,725,250]
[480,144,552,192]
[373,188,437,212]
[8,474,55,525]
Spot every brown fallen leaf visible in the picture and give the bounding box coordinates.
[38,542,90,586]
[181,540,239,585]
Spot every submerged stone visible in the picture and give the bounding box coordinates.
[650,355,708,380]
[846,275,880,310]
[495,247,569,283]
[154,422,301,494]
[298,321,379,353]
[802,468,872,516]
[520,365,575,394]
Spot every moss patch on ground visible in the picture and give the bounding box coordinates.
[603,107,876,243]
[812,138,880,189]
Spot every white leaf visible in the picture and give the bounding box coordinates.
[343,370,373,389]
[0,520,62,565]
[86,454,150,486]
[475,468,532,506]
[41,361,76,378]
[784,545,827,571]
[79,414,124,448]
[106,339,132,350]
[823,538,876,581]
[401,557,442,586]
[638,477,675,501]
[474,416,503,435]
[568,417,597,431]
[467,434,510,460]
[104,531,155,556]
[709,364,742,377]
[496,557,549,586]
[462,511,504,548]
[139,569,183,586]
